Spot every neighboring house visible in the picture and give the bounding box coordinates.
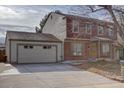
[0,44,6,62]
[42,12,119,61]
[5,31,62,63]
[0,44,5,51]
[115,33,124,60]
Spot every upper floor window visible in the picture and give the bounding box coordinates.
[85,24,92,34]
[98,25,104,35]
[72,20,79,33]
[108,27,113,36]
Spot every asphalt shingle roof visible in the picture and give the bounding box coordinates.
[6,31,61,42]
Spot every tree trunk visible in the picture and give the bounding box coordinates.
[103,6,124,41]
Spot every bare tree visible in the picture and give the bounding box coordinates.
[70,5,124,45]
[89,6,124,40]
[36,5,124,43]
[35,14,50,33]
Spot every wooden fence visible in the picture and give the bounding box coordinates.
[0,50,6,62]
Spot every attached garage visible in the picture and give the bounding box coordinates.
[17,44,57,63]
[6,31,62,64]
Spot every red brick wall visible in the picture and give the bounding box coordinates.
[64,16,117,61]
[64,39,115,60]
[66,16,117,40]
[64,39,90,60]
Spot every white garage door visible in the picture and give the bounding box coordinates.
[17,44,57,63]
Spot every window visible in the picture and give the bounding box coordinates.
[108,27,113,36]
[24,45,34,49]
[98,25,104,35]
[101,43,110,56]
[85,24,92,34]
[72,43,83,56]
[24,45,28,49]
[29,45,33,49]
[80,24,85,33]
[43,46,47,49]
[47,45,52,49]
[43,45,52,49]
[72,20,79,32]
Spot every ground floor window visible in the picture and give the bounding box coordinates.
[101,43,110,56]
[72,43,83,56]
[117,48,124,59]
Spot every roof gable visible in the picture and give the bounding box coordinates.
[54,12,114,25]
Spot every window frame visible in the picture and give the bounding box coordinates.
[98,25,104,35]
[85,24,92,34]
[24,45,28,49]
[72,19,79,33]
[29,45,34,49]
[101,43,110,56]
[71,43,83,56]
[43,45,52,49]
[108,27,113,37]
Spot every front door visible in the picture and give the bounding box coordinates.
[89,42,97,61]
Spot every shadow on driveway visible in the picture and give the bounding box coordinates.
[11,63,81,74]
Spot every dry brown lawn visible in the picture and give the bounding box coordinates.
[75,61,122,81]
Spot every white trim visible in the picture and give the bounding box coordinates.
[101,42,110,56]
[108,27,113,37]
[71,42,83,56]
[97,25,104,35]
[85,24,92,35]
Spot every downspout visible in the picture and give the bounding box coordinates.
[61,42,63,62]
[98,39,100,60]
[111,43,113,60]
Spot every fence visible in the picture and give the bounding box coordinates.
[0,50,6,62]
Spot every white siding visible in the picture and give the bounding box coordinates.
[42,13,66,61]
[42,13,66,41]
[18,45,57,63]
[5,35,10,62]
[9,40,62,63]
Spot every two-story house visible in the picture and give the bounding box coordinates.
[42,12,118,61]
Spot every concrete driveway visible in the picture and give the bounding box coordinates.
[0,63,123,88]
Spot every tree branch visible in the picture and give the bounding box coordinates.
[113,8,124,14]
[87,5,105,12]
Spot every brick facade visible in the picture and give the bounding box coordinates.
[64,15,117,61]
[42,12,118,61]
[66,16,117,40]
[64,38,89,60]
